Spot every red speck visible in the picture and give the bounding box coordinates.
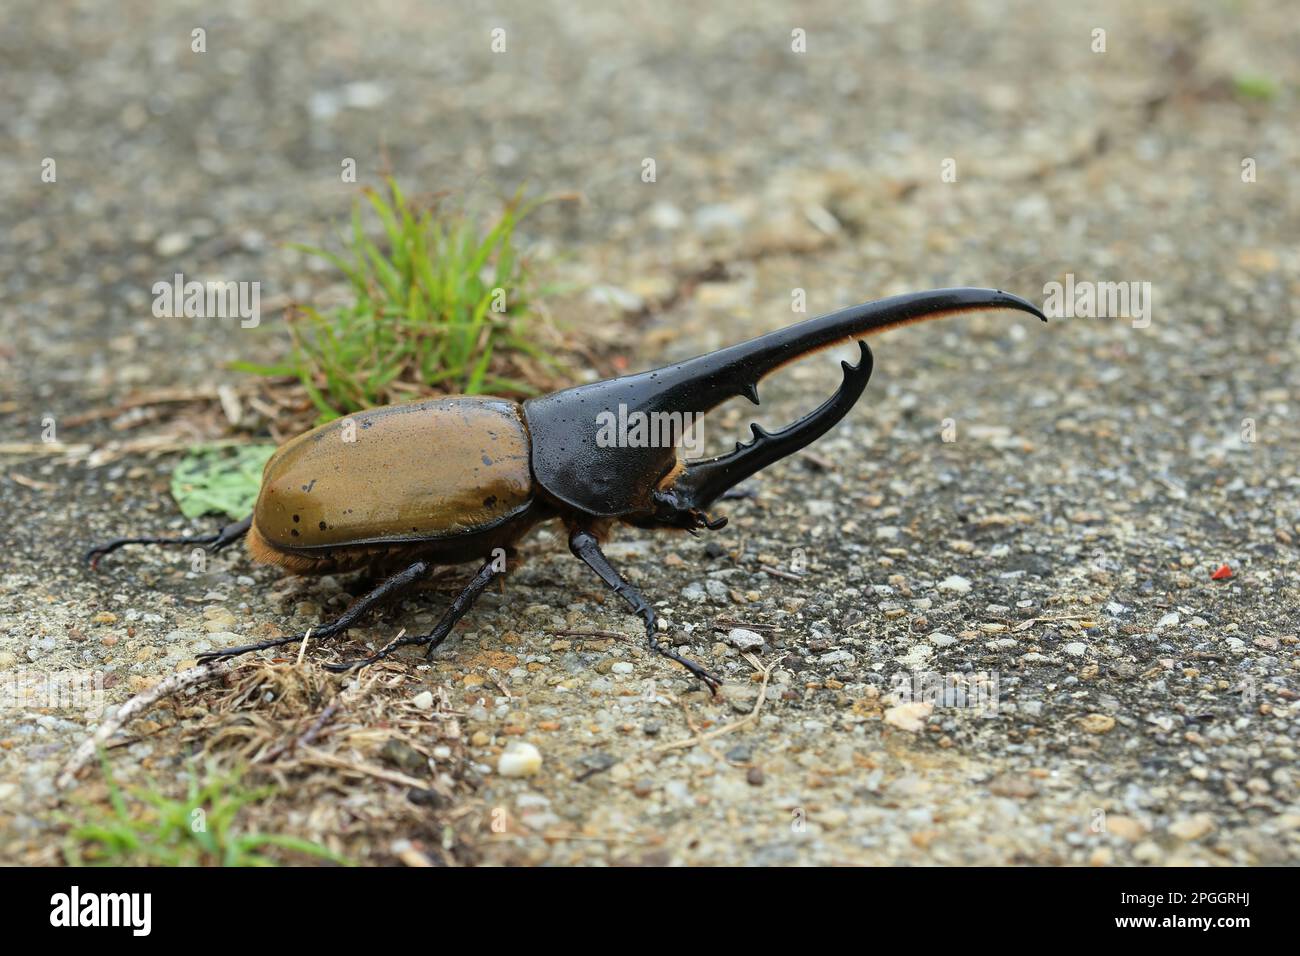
[1210,564,1233,581]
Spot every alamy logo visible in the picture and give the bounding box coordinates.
[1042,273,1151,328]
[1,670,104,716]
[49,886,151,936]
[152,272,261,328]
[595,403,704,457]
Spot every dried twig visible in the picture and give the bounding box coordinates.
[296,748,427,790]
[546,629,630,642]
[56,659,234,789]
[652,654,774,754]
[1012,614,1095,633]
[260,699,340,764]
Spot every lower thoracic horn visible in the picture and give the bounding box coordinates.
[671,340,873,510]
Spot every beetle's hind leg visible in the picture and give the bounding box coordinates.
[568,527,723,694]
[323,559,504,672]
[196,559,434,664]
[85,515,253,570]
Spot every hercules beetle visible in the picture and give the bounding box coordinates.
[87,287,1046,691]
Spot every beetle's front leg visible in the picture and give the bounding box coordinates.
[197,559,433,663]
[85,515,253,570]
[568,527,723,694]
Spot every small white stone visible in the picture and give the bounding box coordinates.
[343,81,388,109]
[411,691,434,711]
[928,632,956,647]
[726,628,766,651]
[498,742,543,778]
[155,232,191,256]
[884,701,933,732]
[648,202,686,230]
[1063,642,1088,657]
[1168,814,1215,841]
[1155,612,1180,629]
[938,574,972,594]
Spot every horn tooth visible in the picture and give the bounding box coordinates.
[741,383,760,405]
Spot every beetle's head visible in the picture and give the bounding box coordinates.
[522,288,1045,529]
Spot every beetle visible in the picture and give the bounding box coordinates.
[87,287,1046,691]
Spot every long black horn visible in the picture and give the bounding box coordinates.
[523,288,1046,518]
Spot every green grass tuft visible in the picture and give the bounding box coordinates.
[234,179,560,422]
[62,755,350,867]
[1232,72,1278,101]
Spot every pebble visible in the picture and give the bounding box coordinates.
[411,691,434,711]
[704,580,729,602]
[154,232,191,256]
[1063,642,1088,657]
[1105,816,1146,841]
[819,808,848,829]
[884,701,933,732]
[1078,714,1116,734]
[203,607,237,630]
[726,628,765,651]
[1132,841,1164,864]
[380,738,427,775]
[1168,814,1215,841]
[938,575,972,594]
[497,742,542,778]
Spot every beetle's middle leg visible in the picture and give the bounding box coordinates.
[568,527,723,693]
[324,558,504,671]
[197,559,434,663]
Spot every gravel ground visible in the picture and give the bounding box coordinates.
[2,0,1298,865]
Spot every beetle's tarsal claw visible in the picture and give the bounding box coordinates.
[668,340,874,513]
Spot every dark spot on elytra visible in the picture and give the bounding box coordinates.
[290,529,300,537]
[483,495,497,508]
[482,454,493,466]
[292,514,300,523]
[319,521,327,531]
[301,479,317,493]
